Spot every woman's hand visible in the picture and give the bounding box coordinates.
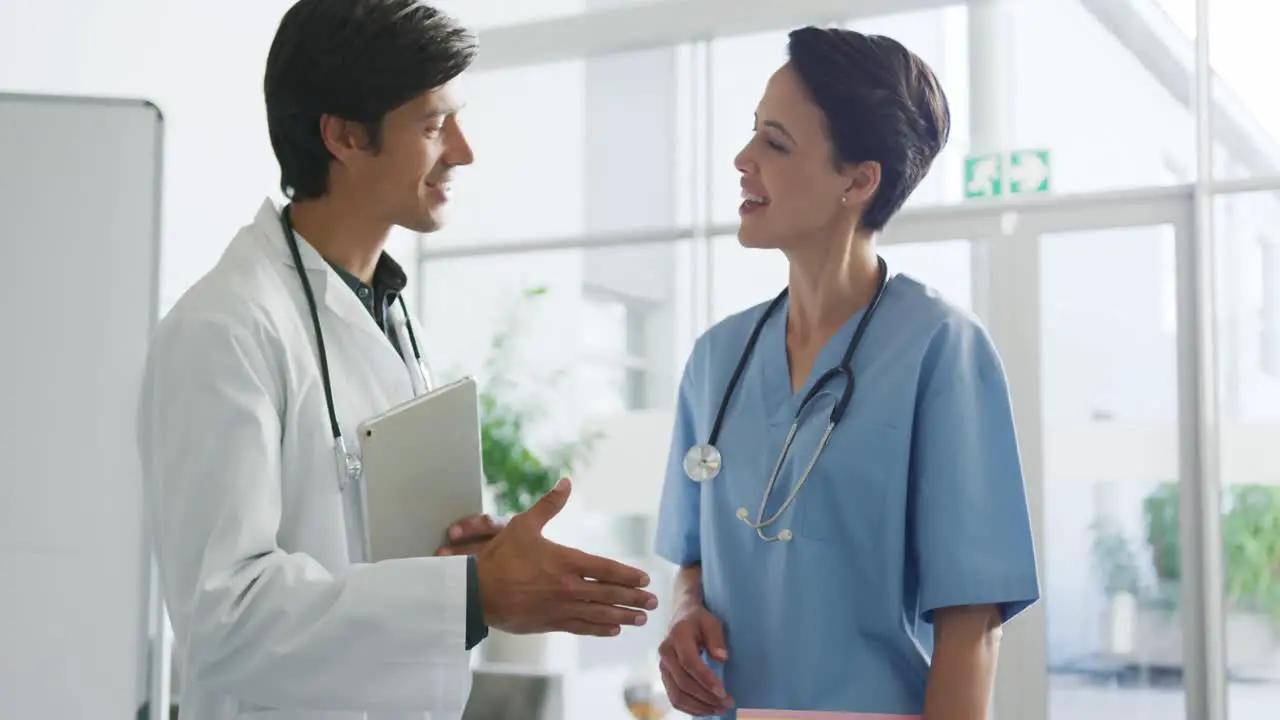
[659,600,733,716]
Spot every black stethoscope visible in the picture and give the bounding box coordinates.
[279,205,431,492]
[681,255,890,542]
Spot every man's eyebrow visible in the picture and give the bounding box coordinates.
[422,102,466,119]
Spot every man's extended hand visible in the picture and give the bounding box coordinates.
[475,477,659,637]
[435,514,507,557]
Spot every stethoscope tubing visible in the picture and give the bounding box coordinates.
[694,256,891,541]
[279,205,428,476]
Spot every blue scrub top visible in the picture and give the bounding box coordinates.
[654,274,1041,718]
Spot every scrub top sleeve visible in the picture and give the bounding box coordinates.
[654,354,702,567]
[910,319,1041,624]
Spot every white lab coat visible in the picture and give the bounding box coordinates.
[136,199,472,720]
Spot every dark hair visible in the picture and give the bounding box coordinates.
[264,0,478,200]
[787,26,950,231]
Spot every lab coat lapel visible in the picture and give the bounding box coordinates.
[248,199,416,398]
[251,199,406,345]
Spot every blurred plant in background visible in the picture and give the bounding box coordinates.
[477,286,601,515]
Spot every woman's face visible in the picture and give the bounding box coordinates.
[733,62,877,250]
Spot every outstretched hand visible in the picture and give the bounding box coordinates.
[475,478,659,637]
[435,513,507,557]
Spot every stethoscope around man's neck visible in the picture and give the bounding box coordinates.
[279,204,430,492]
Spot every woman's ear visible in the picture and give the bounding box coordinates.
[842,161,881,206]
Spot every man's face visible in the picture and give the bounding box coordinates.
[341,79,474,234]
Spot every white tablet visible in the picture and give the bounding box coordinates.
[356,376,486,562]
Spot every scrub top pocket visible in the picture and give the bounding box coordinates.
[794,418,909,544]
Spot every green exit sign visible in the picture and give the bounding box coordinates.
[964,149,1051,199]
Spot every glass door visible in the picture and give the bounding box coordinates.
[881,191,1216,720]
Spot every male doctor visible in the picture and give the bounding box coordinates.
[136,2,657,719]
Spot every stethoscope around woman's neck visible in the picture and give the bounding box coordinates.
[279,204,430,492]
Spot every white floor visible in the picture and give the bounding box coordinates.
[1050,675,1279,720]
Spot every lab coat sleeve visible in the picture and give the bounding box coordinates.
[909,316,1041,625]
[654,351,702,567]
[136,313,471,714]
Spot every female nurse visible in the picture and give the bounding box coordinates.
[654,26,1041,719]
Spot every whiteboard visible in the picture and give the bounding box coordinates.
[0,93,163,719]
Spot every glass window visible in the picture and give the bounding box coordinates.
[848,7,969,209]
[1261,236,1280,379]
[1211,191,1280,720]
[431,59,586,249]
[1215,191,1280,425]
[1198,0,1280,182]
[708,235,787,323]
[580,291,630,360]
[580,290,650,364]
[708,232,974,325]
[706,11,966,220]
[660,0,1218,221]
[1159,227,1178,335]
[576,362,630,418]
[708,30,790,230]
[432,0,583,28]
[880,238,973,310]
[417,241,692,445]
[581,290,652,410]
[951,0,1199,197]
[433,45,688,250]
[434,0,665,30]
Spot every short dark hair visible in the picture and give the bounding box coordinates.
[264,0,478,200]
[787,26,950,231]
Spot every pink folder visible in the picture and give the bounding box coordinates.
[732,707,921,712]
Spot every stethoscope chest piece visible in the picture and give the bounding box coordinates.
[683,443,722,482]
[683,257,891,542]
[334,436,362,492]
[278,203,425,495]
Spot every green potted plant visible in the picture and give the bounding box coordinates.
[1090,517,1141,654]
[472,286,600,665]
[1092,518,1141,597]
[1220,486,1280,622]
[1138,481,1280,673]
[476,286,599,514]
[1142,482,1280,623]
[1142,482,1182,611]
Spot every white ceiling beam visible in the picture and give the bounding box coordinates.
[1079,0,1280,173]
[470,0,949,71]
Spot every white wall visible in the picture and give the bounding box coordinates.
[0,0,424,315]
[2,0,282,310]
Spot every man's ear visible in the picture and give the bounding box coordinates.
[319,114,374,165]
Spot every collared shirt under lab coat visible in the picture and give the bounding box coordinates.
[136,199,471,720]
